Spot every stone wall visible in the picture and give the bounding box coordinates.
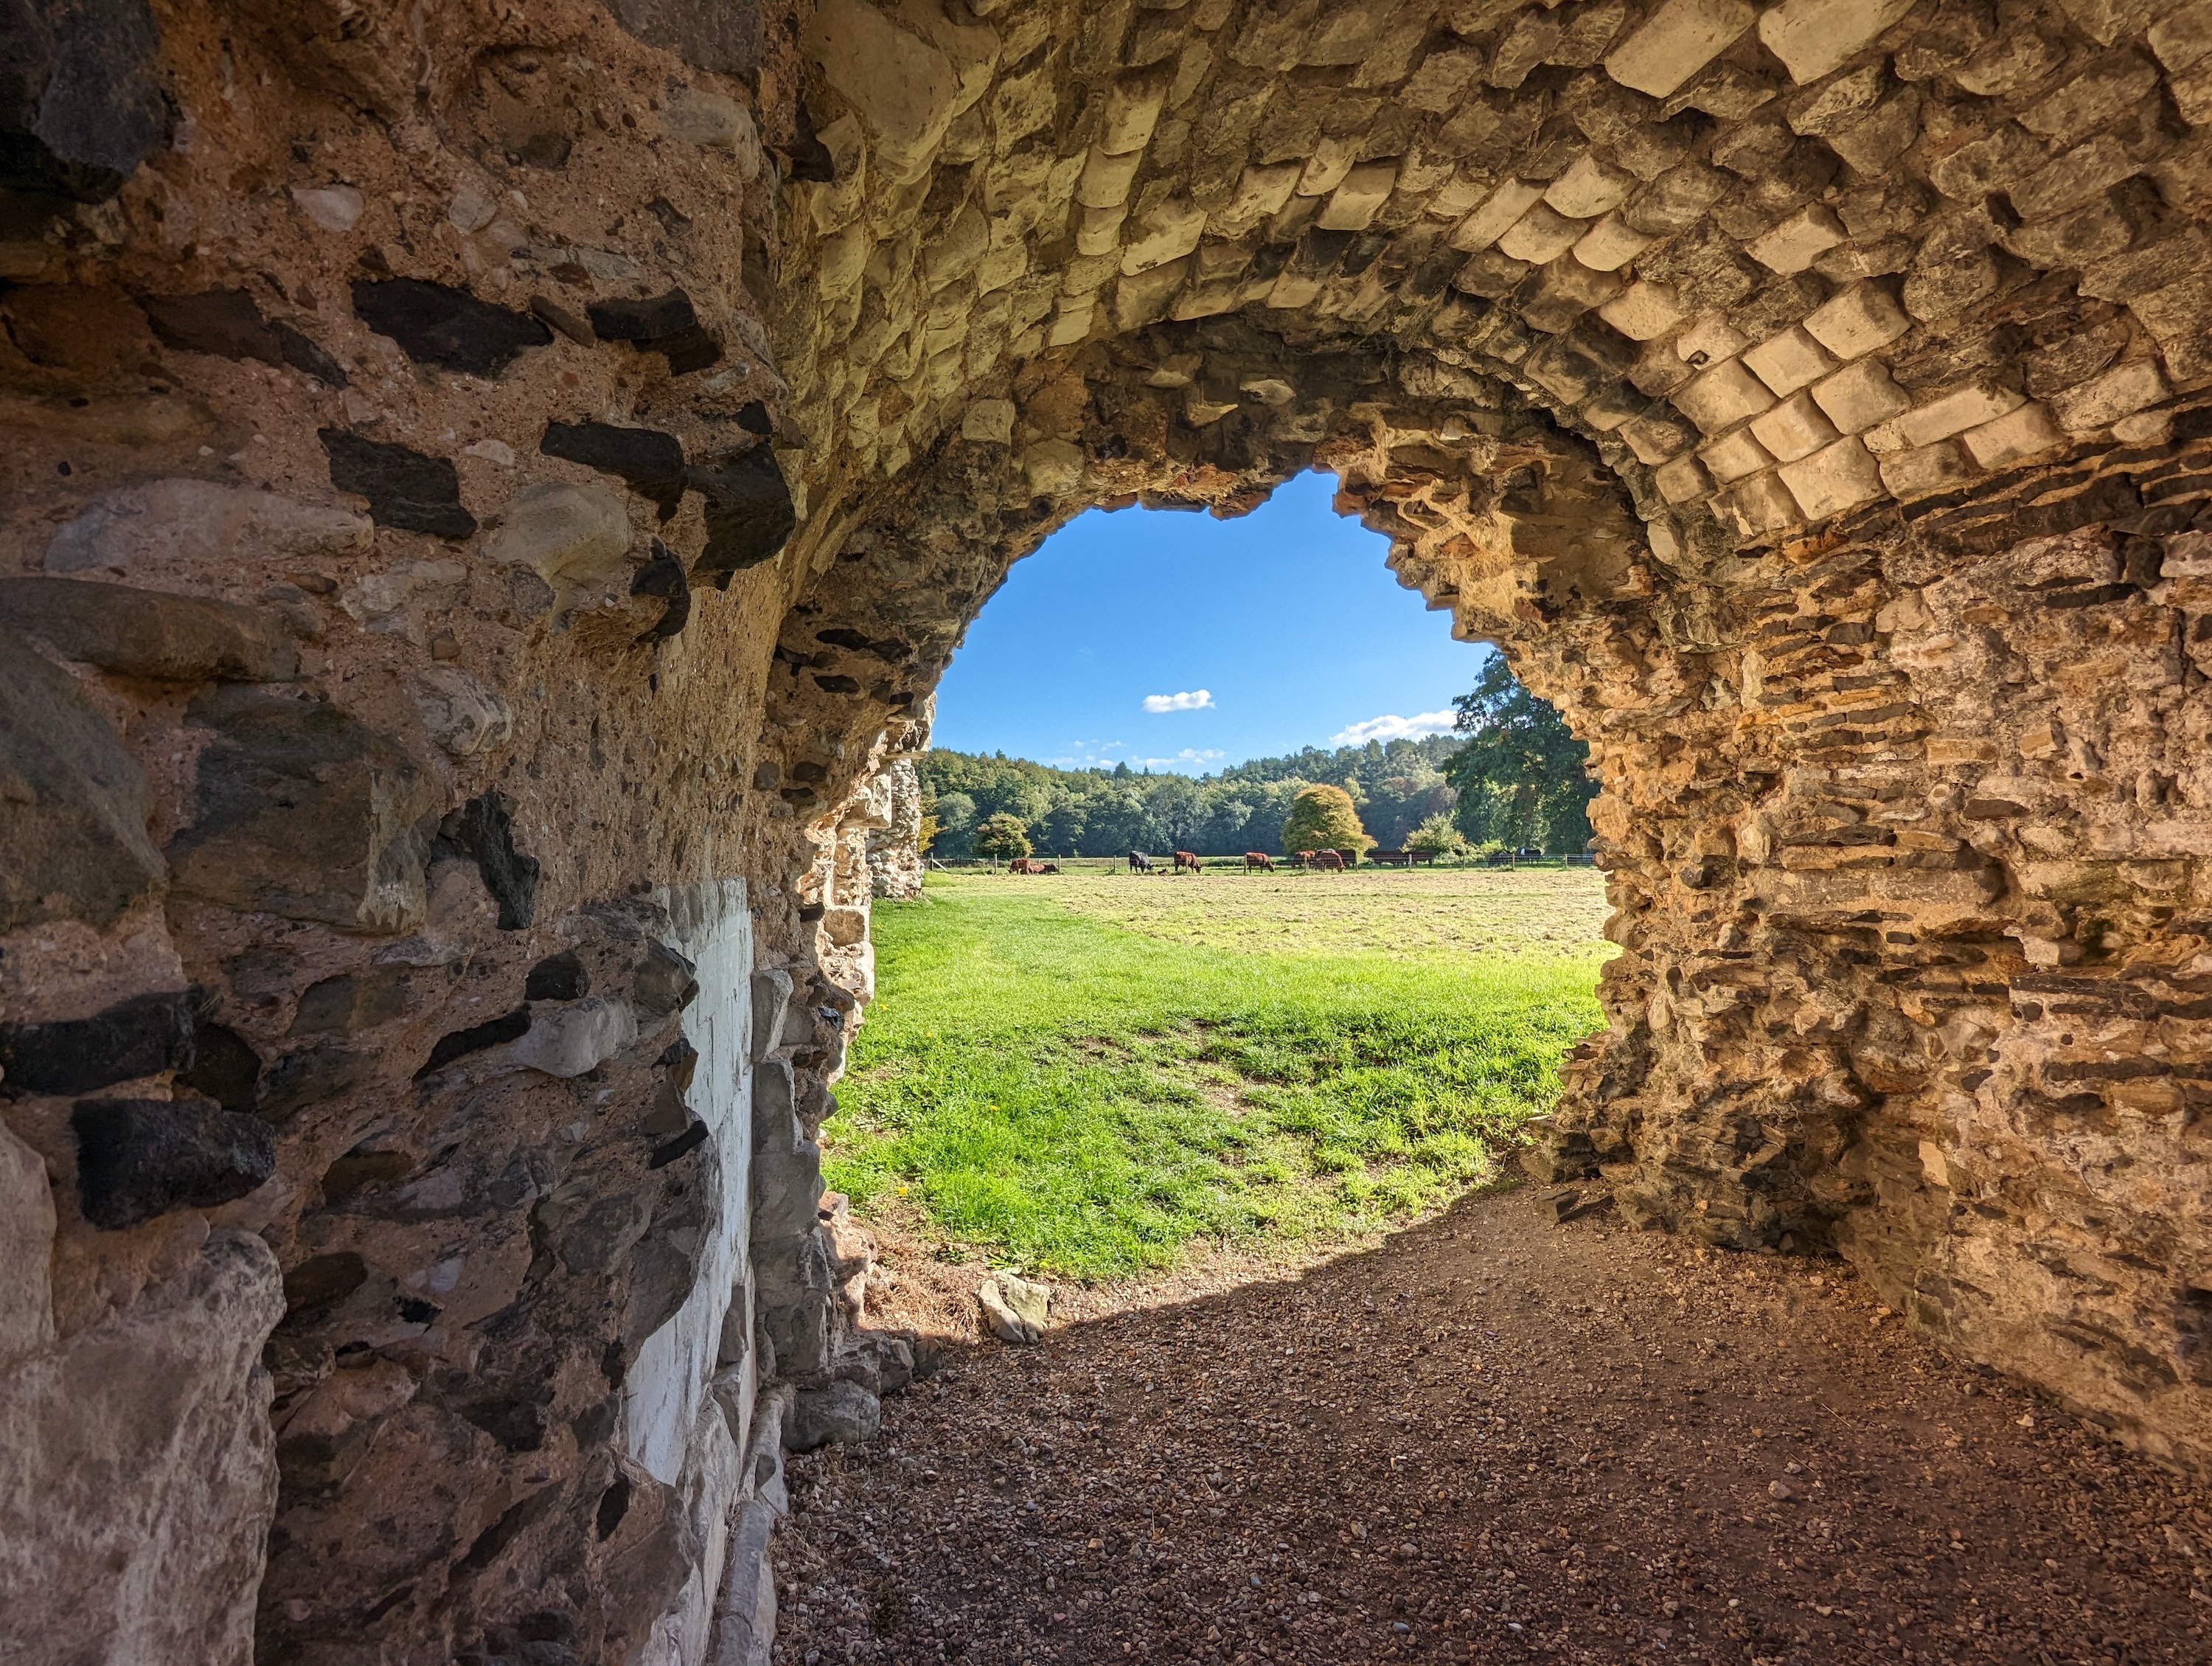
[3,0,2211,1660]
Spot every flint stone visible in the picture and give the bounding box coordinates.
[977,1272,1051,1344]
[0,0,167,201]
[0,577,297,682]
[687,449,797,587]
[751,1056,797,1151]
[69,1094,276,1229]
[749,968,794,1062]
[629,539,692,643]
[167,685,442,934]
[509,996,636,1077]
[662,87,762,179]
[751,1136,824,1242]
[0,1120,55,1366]
[0,1231,283,1666]
[320,430,479,539]
[255,1041,370,1123]
[588,288,722,374]
[608,0,768,77]
[540,421,689,519]
[633,940,700,1016]
[785,1379,880,1452]
[481,481,633,603]
[526,949,590,1002]
[42,479,370,577]
[139,289,347,384]
[0,989,192,1098]
[408,665,514,759]
[434,791,540,929]
[0,622,165,932]
[350,278,552,377]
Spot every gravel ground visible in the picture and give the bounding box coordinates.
[773,1187,2211,1666]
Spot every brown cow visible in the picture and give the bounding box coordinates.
[1309,850,1346,871]
[1173,850,1202,874]
[1036,862,1060,875]
[1009,858,1037,875]
[1243,851,1275,872]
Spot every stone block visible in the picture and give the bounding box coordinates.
[319,431,476,540]
[1828,90,1925,175]
[786,1381,880,1452]
[804,0,959,179]
[1718,471,1805,537]
[1962,401,2067,468]
[1749,396,1839,471]
[662,88,762,178]
[1758,0,1916,84]
[69,1096,275,1229]
[1879,440,1980,501]
[1812,359,1910,434]
[1747,204,1847,274]
[961,398,1015,443]
[1545,154,1635,220]
[0,990,192,1098]
[749,970,795,1063]
[1097,65,1172,155]
[0,622,165,933]
[2151,4,2212,72]
[2012,134,2138,220]
[1316,162,1397,232]
[1896,383,2025,447]
[1654,454,1712,504]
[1622,411,1698,464]
[1780,436,1885,521]
[351,279,552,378]
[1120,199,1206,274]
[751,1138,824,1244]
[481,482,633,600]
[1674,314,1747,367]
[1605,0,1757,99]
[1451,178,1546,252]
[0,576,297,684]
[1573,213,1655,273]
[1803,282,1911,359]
[2047,358,2167,431]
[511,996,639,1077]
[43,479,370,577]
[1672,359,1775,434]
[540,421,689,517]
[1699,428,1773,485]
[167,686,441,934]
[1598,280,1683,340]
[1518,257,1624,333]
[1077,145,1142,210]
[1498,204,1588,266]
[0,1232,283,1666]
[1741,326,1836,398]
[690,450,799,587]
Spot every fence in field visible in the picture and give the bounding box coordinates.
[925,851,1597,875]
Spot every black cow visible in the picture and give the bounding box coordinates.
[1129,850,1155,873]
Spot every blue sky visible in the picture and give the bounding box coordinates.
[929,471,1492,772]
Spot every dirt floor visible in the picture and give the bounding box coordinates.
[772,1187,2211,1666]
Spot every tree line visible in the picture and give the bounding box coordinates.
[919,659,1598,860]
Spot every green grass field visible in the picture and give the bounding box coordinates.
[821,868,1612,1280]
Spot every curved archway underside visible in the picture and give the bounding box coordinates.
[4,0,2211,1659]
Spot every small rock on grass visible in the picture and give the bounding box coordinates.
[978,1272,1051,1344]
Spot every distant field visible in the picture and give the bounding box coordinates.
[821,868,1613,1280]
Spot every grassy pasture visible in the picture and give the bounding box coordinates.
[821,867,1612,1279]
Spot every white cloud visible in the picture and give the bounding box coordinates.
[1130,749,1226,771]
[1330,709,1459,745]
[1142,689,1214,712]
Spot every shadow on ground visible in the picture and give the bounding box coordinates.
[776,1186,2208,1666]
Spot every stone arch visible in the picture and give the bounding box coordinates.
[2,1,2211,1662]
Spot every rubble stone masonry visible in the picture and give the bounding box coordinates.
[2,0,2211,1660]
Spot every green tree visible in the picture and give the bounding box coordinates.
[972,812,1032,862]
[1442,656,1596,854]
[1280,783,1371,857]
[1409,811,1468,854]
[916,813,942,855]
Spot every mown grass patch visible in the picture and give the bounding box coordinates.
[821,870,1610,1279]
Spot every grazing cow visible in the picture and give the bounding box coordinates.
[1173,850,1202,874]
[1310,849,1345,871]
[1128,850,1154,873]
[1037,862,1060,875]
[1008,858,1036,875]
[1243,851,1275,873]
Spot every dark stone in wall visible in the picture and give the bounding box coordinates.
[0,620,165,931]
[178,1018,261,1114]
[350,278,552,378]
[0,0,167,201]
[540,421,688,519]
[436,791,540,929]
[255,1042,370,1125]
[69,1093,276,1229]
[0,576,299,682]
[629,539,691,643]
[686,448,796,587]
[525,950,589,1002]
[604,0,765,78]
[632,940,699,1016]
[585,290,720,375]
[168,684,442,931]
[0,988,192,1097]
[319,430,479,539]
[288,966,414,1036]
[415,1007,532,1079]
[139,289,347,384]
